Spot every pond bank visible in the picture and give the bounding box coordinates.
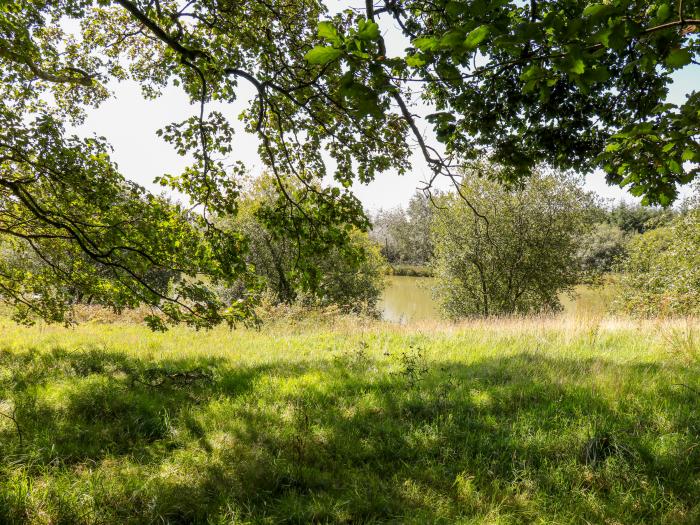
[379,275,618,322]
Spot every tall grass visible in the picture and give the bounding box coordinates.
[0,315,698,523]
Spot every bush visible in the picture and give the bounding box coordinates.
[303,229,387,313]
[221,176,386,315]
[431,167,593,318]
[577,222,629,274]
[606,201,675,234]
[615,210,700,317]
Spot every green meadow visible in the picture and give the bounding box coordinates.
[1,315,699,524]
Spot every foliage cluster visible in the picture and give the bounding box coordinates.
[605,200,676,234]
[431,167,594,318]
[220,175,386,315]
[576,222,629,274]
[616,208,700,317]
[576,200,677,274]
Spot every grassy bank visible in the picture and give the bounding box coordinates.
[387,264,434,277]
[1,316,699,523]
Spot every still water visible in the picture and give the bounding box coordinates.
[378,275,616,322]
[378,276,439,322]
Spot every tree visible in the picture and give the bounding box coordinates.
[0,131,254,329]
[404,192,435,264]
[305,0,699,204]
[1,0,697,326]
[221,175,386,314]
[607,201,674,233]
[431,166,593,318]
[606,201,675,234]
[616,209,700,317]
[576,222,629,274]
[371,191,434,265]
[371,208,409,264]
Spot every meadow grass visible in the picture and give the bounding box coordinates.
[0,314,699,524]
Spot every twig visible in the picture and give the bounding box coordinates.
[0,408,23,446]
[672,383,700,396]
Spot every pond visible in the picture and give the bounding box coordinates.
[378,276,439,323]
[378,275,617,322]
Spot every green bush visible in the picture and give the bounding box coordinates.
[431,167,593,318]
[576,222,629,274]
[606,201,675,234]
[303,229,387,313]
[616,210,700,317]
[221,176,386,315]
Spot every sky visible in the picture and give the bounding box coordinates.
[76,6,699,212]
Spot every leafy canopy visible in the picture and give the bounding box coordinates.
[0,0,697,325]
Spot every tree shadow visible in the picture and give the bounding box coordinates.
[1,346,699,523]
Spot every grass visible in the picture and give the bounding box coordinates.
[560,282,620,318]
[0,315,699,524]
[387,264,434,277]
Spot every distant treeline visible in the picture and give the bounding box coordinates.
[370,192,435,267]
[371,192,679,274]
[370,168,700,318]
[3,168,697,323]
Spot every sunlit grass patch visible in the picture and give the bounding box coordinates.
[0,316,699,523]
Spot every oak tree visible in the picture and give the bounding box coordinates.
[1,0,697,325]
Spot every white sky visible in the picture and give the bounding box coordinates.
[77,6,699,212]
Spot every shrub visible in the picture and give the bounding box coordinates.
[576,222,629,274]
[615,210,700,317]
[606,201,675,234]
[431,166,593,318]
[221,176,386,315]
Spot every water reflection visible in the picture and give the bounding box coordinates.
[379,276,440,323]
[379,276,615,322]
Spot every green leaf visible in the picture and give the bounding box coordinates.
[657,192,672,206]
[656,4,671,22]
[349,49,370,59]
[304,46,343,65]
[665,48,692,68]
[413,36,440,51]
[682,149,697,161]
[440,29,465,48]
[561,56,586,75]
[406,55,426,67]
[464,25,490,49]
[583,4,608,16]
[357,21,380,41]
[520,65,545,81]
[317,21,339,42]
[523,79,539,93]
[582,3,612,18]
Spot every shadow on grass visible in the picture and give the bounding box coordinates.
[0,345,699,524]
